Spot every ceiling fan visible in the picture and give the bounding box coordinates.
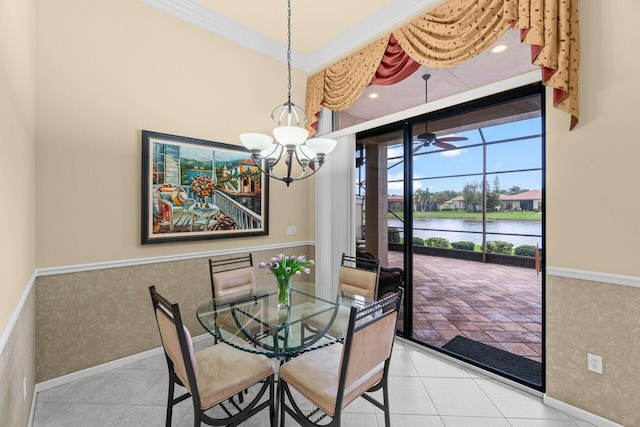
[413,74,468,154]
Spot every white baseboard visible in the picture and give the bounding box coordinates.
[28,332,212,427]
[546,266,640,289]
[34,332,212,394]
[543,395,623,427]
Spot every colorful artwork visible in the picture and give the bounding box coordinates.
[141,130,269,244]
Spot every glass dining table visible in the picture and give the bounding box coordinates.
[196,282,372,360]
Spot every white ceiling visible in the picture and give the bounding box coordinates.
[141,0,539,123]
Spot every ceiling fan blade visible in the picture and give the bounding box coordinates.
[436,136,468,142]
[434,141,458,150]
[412,143,426,154]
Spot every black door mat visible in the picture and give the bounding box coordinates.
[442,335,542,387]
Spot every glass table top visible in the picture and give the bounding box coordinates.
[196,282,372,359]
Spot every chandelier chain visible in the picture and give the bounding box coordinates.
[286,0,292,105]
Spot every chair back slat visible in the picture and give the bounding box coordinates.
[209,254,254,299]
[339,253,381,300]
[155,307,197,389]
[149,286,199,400]
[338,288,403,397]
[212,266,256,299]
[342,310,398,386]
[338,266,378,300]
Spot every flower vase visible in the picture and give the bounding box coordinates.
[203,197,210,209]
[276,275,292,308]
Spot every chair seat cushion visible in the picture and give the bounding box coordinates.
[279,344,384,416]
[195,343,274,410]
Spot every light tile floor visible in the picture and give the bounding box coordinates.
[33,338,593,427]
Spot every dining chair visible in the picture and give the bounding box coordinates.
[208,254,279,348]
[301,253,381,344]
[149,286,276,427]
[279,287,404,427]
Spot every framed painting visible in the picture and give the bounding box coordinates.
[141,130,269,244]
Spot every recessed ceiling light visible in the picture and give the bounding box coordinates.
[368,93,379,99]
[492,45,507,53]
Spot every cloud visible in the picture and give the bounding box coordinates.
[441,148,463,157]
[387,146,403,158]
[388,180,422,194]
[387,172,423,194]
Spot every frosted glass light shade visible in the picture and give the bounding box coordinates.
[261,144,282,160]
[240,133,274,151]
[273,126,309,146]
[295,145,315,162]
[305,137,337,155]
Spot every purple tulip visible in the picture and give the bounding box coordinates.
[271,257,277,263]
[297,255,306,262]
[259,262,266,268]
[303,268,311,275]
[309,260,315,265]
[276,253,284,261]
[285,267,292,273]
[295,270,301,276]
[272,262,279,269]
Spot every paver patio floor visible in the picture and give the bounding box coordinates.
[388,252,542,363]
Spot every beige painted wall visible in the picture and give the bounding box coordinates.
[0,0,36,423]
[546,0,640,275]
[547,276,640,426]
[544,2,640,424]
[0,0,36,335]
[35,0,314,268]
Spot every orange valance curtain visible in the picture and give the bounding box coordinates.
[306,0,579,136]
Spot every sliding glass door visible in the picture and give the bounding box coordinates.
[355,84,545,390]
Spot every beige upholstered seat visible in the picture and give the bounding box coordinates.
[280,288,403,427]
[149,286,276,427]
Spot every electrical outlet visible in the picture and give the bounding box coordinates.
[23,377,27,401]
[286,225,297,235]
[588,353,603,374]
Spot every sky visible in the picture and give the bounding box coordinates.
[382,117,542,196]
[179,144,249,164]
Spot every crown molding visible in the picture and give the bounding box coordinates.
[306,0,446,73]
[139,0,443,74]
[139,0,306,70]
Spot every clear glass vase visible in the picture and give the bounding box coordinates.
[276,274,292,308]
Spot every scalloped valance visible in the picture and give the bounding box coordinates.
[306,0,579,136]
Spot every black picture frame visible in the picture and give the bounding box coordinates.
[141,130,269,244]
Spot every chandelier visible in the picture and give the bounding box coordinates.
[240,0,337,186]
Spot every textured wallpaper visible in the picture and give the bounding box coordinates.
[35,246,315,382]
[547,275,640,426]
